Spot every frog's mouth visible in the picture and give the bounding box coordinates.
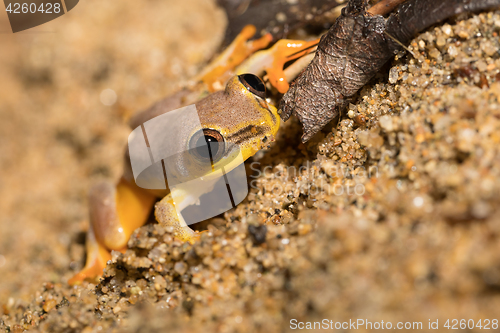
[224,124,267,149]
[201,142,245,181]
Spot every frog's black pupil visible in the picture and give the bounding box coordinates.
[241,73,265,93]
[195,135,219,160]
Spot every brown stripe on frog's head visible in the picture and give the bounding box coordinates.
[193,74,280,163]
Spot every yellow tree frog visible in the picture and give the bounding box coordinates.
[69,25,318,284]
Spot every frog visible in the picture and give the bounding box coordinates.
[69,24,318,284]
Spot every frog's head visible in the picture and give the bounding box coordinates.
[158,74,279,185]
[186,74,279,172]
[195,73,279,157]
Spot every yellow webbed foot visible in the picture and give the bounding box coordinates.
[68,226,112,285]
[236,38,320,93]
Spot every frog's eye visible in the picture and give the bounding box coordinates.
[238,73,266,99]
[189,129,225,163]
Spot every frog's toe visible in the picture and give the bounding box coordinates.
[266,39,319,93]
[189,230,210,243]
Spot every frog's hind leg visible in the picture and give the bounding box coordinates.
[154,194,199,244]
[67,224,111,285]
[68,178,157,285]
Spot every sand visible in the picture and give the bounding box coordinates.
[1,1,500,332]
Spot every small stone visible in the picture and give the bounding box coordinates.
[476,60,487,72]
[442,24,453,36]
[429,48,441,59]
[481,40,497,56]
[436,35,446,47]
[174,262,187,275]
[421,60,430,71]
[389,66,399,84]
[379,115,394,132]
[43,299,57,312]
[153,275,167,291]
[129,294,139,305]
[458,30,469,39]
[447,45,458,58]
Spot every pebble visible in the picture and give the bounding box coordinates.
[174,262,187,275]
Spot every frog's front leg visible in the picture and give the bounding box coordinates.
[154,194,199,243]
[68,178,157,285]
[196,24,273,91]
[197,23,320,94]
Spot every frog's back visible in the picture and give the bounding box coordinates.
[128,89,197,130]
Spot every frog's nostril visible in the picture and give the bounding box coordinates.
[238,74,266,99]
